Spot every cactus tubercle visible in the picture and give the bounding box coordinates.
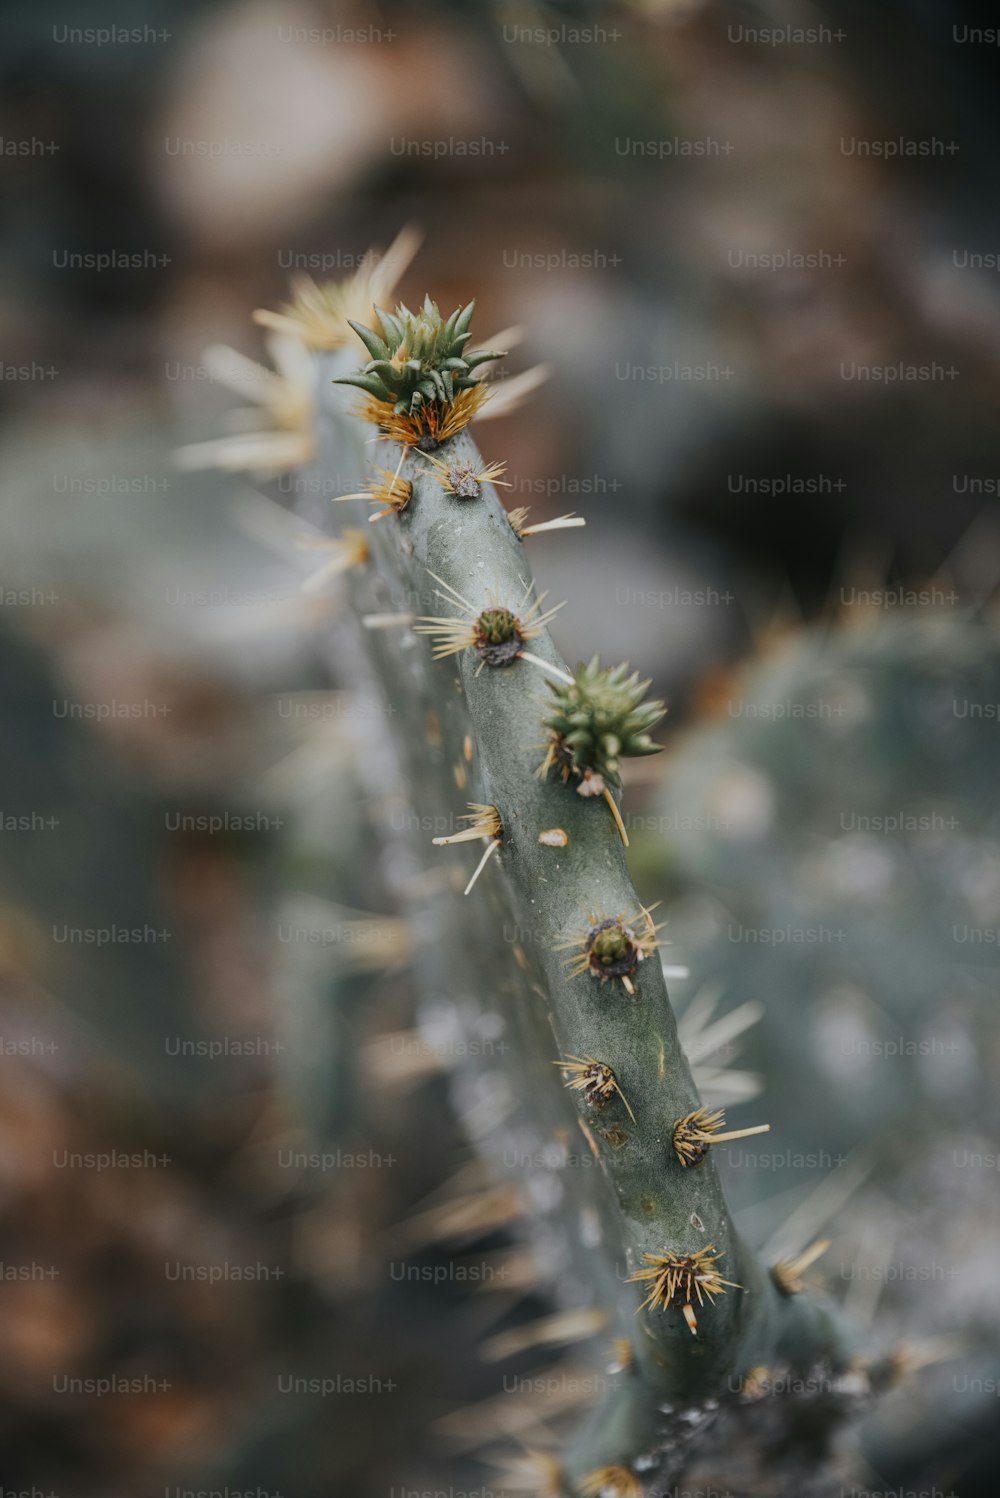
[414,449,510,499]
[672,1107,772,1167]
[554,1055,636,1123]
[558,909,662,996]
[414,572,568,674]
[627,1245,741,1335]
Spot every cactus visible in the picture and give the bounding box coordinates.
[188,248,879,1493]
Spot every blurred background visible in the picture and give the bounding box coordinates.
[2,0,1000,1494]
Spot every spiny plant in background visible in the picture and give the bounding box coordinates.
[185,245,909,1497]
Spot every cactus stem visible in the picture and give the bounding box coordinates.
[672,1107,771,1167]
[627,1244,741,1334]
[311,281,868,1464]
[508,507,586,538]
[553,1056,636,1122]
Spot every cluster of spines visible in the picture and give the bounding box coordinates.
[431,803,503,896]
[358,384,490,451]
[414,449,510,499]
[413,572,568,678]
[672,1107,771,1167]
[554,1055,636,1122]
[556,908,663,996]
[627,1244,741,1336]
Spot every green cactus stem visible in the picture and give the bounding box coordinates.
[326,302,865,1483]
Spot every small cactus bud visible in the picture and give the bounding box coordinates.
[414,573,566,671]
[336,298,506,414]
[538,657,665,790]
[558,909,662,996]
[474,606,524,666]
